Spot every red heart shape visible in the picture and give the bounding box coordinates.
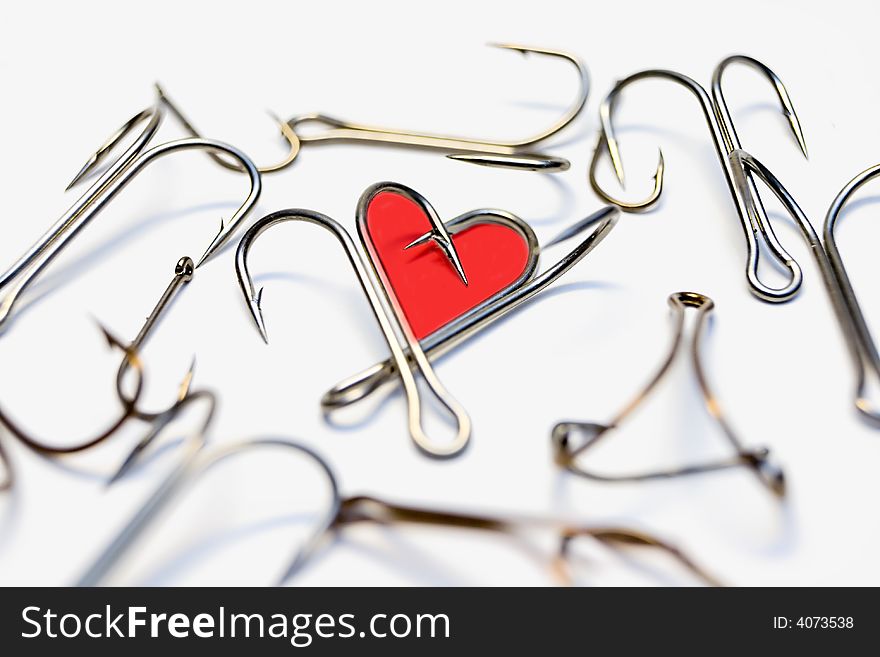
[362,187,532,340]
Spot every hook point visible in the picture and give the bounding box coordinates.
[795,132,809,160]
[65,156,96,191]
[654,148,665,180]
[249,292,269,344]
[195,218,225,269]
[265,109,284,127]
[487,42,529,56]
[178,356,197,400]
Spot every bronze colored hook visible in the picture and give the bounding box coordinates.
[159,44,588,174]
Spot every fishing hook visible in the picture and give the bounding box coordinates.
[589,57,808,302]
[160,44,588,173]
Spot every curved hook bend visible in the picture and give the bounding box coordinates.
[823,165,880,423]
[115,256,198,422]
[589,61,806,302]
[322,205,619,410]
[77,399,715,586]
[711,56,808,159]
[236,209,470,458]
[0,325,144,455]
[0,137,261,332]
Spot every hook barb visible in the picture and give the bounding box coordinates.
[552,291,784,498]
[403,231,469,286]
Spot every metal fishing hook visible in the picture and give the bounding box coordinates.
[77,394,718,586]
[0,93,262,332]
[160,43,588,173]
[589,57,808,302]
[235,205,470,458]
[0,252,203,476]
[823,165,880,424]
[552,291,786,497]
[155,84,301,174]
[322,205,619,410]
[115,256,198,422]
[0,438,10,492]
[299,495,721,587]
[726,151,880,425]
[0,326,144,456]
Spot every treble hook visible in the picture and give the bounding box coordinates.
[78,389,218,585]
[0,91,262,332]
[160,44,588,173]
[236,203,471,458]
[589,57,809,303]
[322,206,619,410]
[552,292,786,497]
[0,325,144,456]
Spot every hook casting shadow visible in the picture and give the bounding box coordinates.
[589,56,808,303]
[235,188,472,459]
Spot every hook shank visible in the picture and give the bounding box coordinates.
[322,206,618,409]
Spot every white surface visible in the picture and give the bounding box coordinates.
[1,0,879,586]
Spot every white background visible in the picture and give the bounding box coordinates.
[1,0,879,586]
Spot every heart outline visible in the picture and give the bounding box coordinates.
[356,181,540,344]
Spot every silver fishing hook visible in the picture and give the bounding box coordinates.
[322,205,619,410]
[823,166,880,423]
[590,58,808,302]
[235,202,470,458]
[0,93,262,332]
[78,396,716,586]
[552,291,785,497]
[159,44,588,173]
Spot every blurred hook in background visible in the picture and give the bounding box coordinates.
[235,198,471,459]
[322,205,618,411]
